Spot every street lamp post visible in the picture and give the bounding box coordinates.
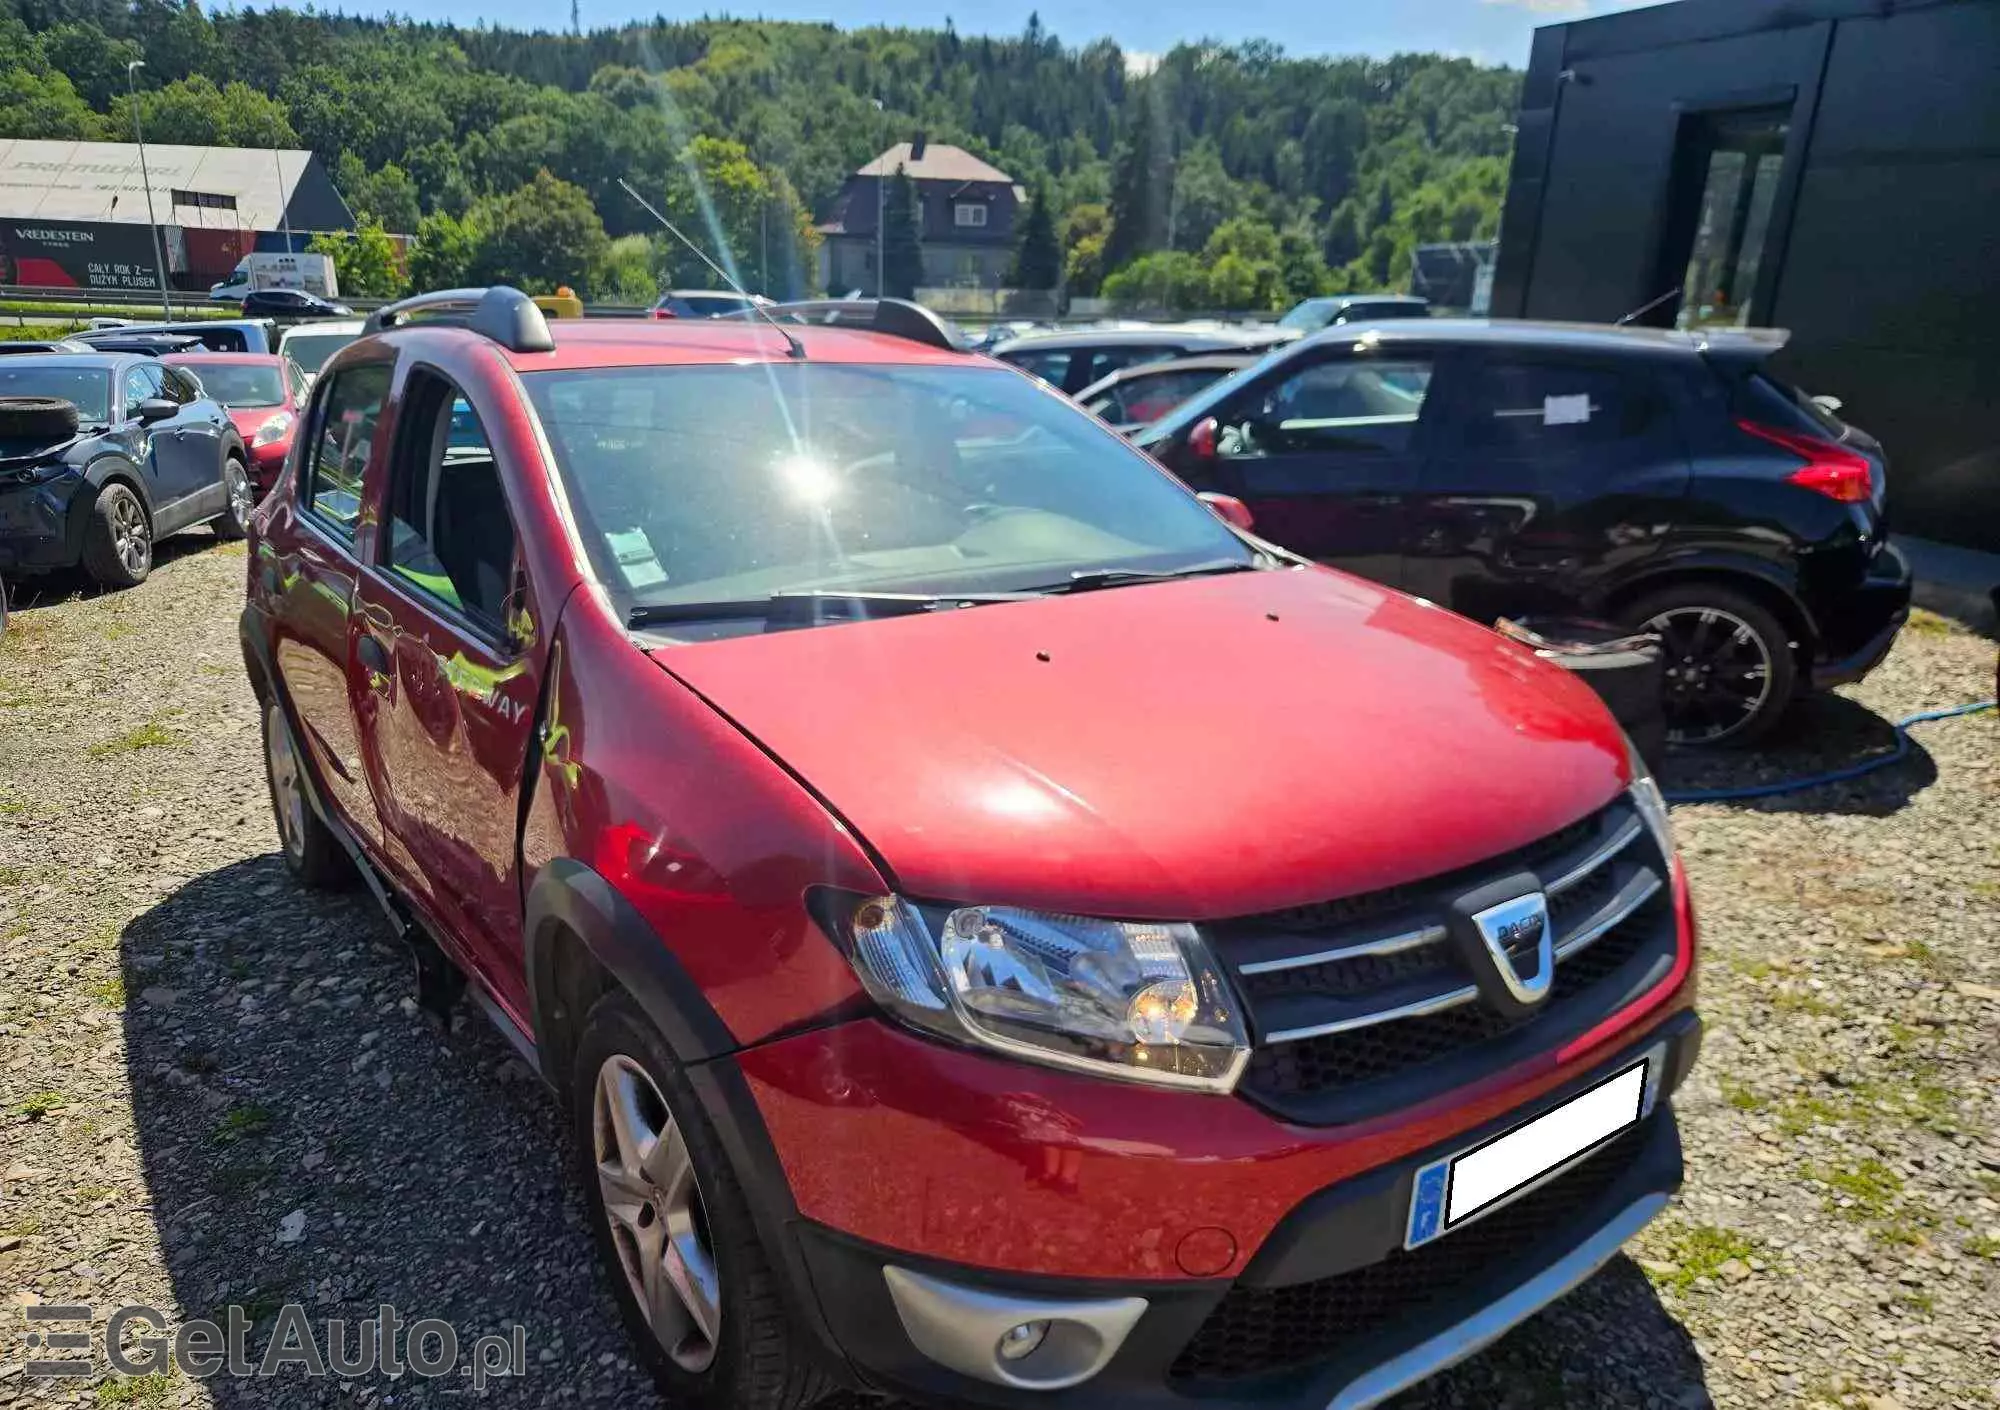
[126,59,173,321]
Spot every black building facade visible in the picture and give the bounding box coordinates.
[1492,0,2000,552]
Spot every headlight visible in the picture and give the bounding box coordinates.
[252,412,293,447]
[1624,733,1676,860]
[820,893,1251,1091]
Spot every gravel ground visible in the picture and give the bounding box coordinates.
[1,540,1995,1410]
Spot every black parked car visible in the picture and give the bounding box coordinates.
[1137,320,1911,745]
[240,288,353,321]
[0,353,252,588]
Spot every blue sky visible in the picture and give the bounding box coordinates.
[348,0,1665,67]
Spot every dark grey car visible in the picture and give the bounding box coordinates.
[0,353,251,588]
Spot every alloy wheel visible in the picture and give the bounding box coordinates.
[113,495,151,576]
[265,704,306,863]
[592,1055,721,1373]
[227,463,253,524]
[1644,604,1774,745]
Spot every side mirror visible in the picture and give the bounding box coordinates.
[1199,491,1254,532]
[136,398,177,425]
[1810,393,1844,415]
[1188,415,1220,461]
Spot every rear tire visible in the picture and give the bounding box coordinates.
[261,699,351,888]
[571,989,830,1410]
[1619,583,1796,747]
[80,482,152,588]
[213,454,253,540]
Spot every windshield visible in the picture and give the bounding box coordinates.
[524,362,1251,610]
[282,331,355,374]
[0,367,111,424]
[181,363,284,406]
[1277,301,1334,332]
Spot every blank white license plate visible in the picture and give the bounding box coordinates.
[1405,1056,1653,1249]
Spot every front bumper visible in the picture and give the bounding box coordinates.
[1810,542,1912,689]
[247,439,292,495]
[0,474,87,574]
[778,1011,1698,1409]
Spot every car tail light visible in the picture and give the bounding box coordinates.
[650,307,676,320]
[1736,418,1874,503]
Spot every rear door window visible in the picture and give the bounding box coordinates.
[1460,360,1650,450]
[305,364,390,540]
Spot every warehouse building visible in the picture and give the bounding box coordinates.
[1492,0,2000,553]
[0,140,352,293]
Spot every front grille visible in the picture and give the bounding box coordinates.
[1214,796,1678,1123]
[1170,1121,1649,1384]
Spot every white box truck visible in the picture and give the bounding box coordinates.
[209,252,339,303]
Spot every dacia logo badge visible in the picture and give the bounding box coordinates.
[1469,892,1554,1008]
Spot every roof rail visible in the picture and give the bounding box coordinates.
[362,286,555,354]
[760,297,962,352]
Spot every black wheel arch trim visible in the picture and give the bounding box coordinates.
[1598,551,1819,650]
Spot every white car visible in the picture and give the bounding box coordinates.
[276,319,365,386]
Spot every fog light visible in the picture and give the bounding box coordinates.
[997,1321,1050,1362]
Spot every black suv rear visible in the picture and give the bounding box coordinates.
[1137,320,1910,745]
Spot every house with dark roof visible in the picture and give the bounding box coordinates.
[815,137,1023,294]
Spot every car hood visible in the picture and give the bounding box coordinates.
[648,569,1629,919]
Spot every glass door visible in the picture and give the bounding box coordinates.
[1674,108,1790,329]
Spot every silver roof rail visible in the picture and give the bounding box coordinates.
[362,287,555,354]
[759,297,962,352]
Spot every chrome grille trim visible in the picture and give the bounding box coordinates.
[1263,981,1480,1045]
[1545,815,1643,897]
[1236,924,1449,976]
[1555,869,1664,961]
[1254,797,1666,1048]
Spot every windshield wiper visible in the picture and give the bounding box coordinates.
[1027,559,1262,596]
[628,588,1038,629]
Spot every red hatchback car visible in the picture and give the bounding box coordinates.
[240,289,1699,1410]
[165,350,305,494]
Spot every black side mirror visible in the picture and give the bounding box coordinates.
[135,398,177,425]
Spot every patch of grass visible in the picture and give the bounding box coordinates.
[2,1214,42,1236]
[13,1090,67,1118]
[1717,1075,1765,1111]
[0,791,25,815]
[1729,956,1778,981]
[1770,988,1840,1017]
[88,721,182,758]
[101,621,137,641]
[211,1104,273,1144]
[1,919,29,943]
[1903,608,1955,638]
[73,1184,119,1203]
[96,1372,174,1407]
[1779,1093,1849,1136]
[1893,1288,1936,1316]
[0,864,30,890]
[88,972,127,1008]
[1965,1234,2000,1260]
[1642,1223,1757,1292]
[210,1159,274,1196]
[1813,1157,1903,1219]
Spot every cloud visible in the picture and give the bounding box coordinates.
[1123,50,1161,77]
[1480,0,1591,13]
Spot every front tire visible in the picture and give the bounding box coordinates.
[261,699,350,887]
[1621,583,1796,747]
[213,454,253,540]
[571,990,830,1410]
[81,482,152,588]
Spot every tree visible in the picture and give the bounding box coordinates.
[879,164,923,300]
[347,163,421,235]
[136,76,296,148]
[407,210,477,294]
[0,68,104,141]
[1277,225,1332,302]
[467,169,611,296]
[1009,181,1060,290]
[1058,203,1110,296]
[1322,200,1363,270]
[308,219,401,298]
[1100,250,1208,312]
[1103,96,1171,274]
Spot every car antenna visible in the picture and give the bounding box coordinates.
[1615,287,1683,327]
[617,178,806,360]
